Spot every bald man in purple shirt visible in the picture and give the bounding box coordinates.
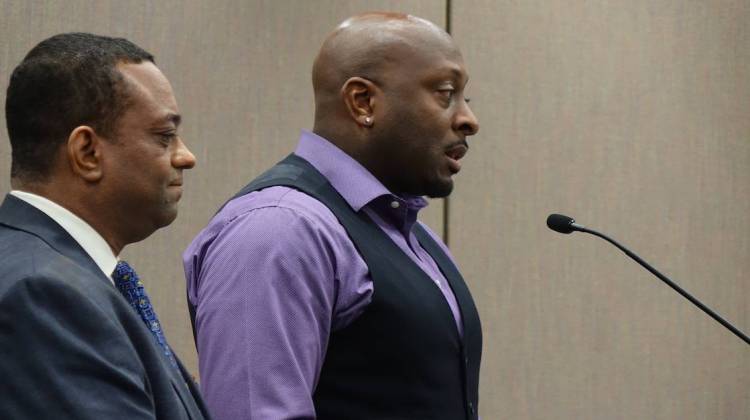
[184,12,482,420]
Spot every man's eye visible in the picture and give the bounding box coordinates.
[158,132,177,144]
[438,90,454,101]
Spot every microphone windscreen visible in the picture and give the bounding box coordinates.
[547,214,576,234]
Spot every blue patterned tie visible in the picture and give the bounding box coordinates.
[112,261,178,368]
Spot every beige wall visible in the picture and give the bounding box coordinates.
[1,1,748,419]
[451,1,750,419]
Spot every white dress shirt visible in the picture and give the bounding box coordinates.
[10,190,118,283]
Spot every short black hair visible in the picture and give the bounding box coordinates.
[5,32,155,182]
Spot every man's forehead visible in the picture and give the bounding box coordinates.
[387,27,461,73]
[117,61,171,96]
[116,61,179,122]
[385,38,466,78]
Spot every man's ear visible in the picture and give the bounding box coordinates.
[341,77,378,127]
[66,126,104,182]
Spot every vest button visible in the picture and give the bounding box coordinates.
[390,200,400,209]
[468,401,475,413]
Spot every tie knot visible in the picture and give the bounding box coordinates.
[113,260,138,285]
[112,261,146,300]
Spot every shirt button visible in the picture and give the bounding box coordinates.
[468,401,475,413]
[390,201,400,209]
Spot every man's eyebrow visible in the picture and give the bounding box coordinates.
[166,113,182,127]
[452,67,471,83]
[429,67,465,83]
[439,66,468,83]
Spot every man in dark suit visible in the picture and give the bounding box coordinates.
[0,33,210,419]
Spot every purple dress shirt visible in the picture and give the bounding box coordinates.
[183,131,464,420]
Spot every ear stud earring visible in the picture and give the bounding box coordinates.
[364,116,373,125]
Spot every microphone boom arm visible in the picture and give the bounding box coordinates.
[578,225,750,346]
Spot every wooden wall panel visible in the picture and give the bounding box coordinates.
[0,0,445,378]
[450,1,750,419]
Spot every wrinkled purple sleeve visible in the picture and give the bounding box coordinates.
[183,188,371,420]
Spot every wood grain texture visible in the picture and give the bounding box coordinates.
[450,1,750,419]
[0,0,445,379]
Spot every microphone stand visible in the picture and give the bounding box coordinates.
[577,225,750,346]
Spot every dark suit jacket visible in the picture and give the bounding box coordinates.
[0,194,211,419]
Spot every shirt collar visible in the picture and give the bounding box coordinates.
[293,130,429,233]
[294,130,390,212]
[10,190,118,282]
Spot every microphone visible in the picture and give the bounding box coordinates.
[546,213,585,234]
[546,213,750,346]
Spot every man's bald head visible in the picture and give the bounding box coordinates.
[312,13,458,124]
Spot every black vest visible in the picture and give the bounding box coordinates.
[231,154,482,419]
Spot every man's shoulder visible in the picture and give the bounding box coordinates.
[184,185,353,271]
[226,185,335,218]
[0,223,64,283]
[208,185,344,236]
[0,224,108,300]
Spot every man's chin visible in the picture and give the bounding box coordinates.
[154,206,180,229]
[424,179,454,199]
